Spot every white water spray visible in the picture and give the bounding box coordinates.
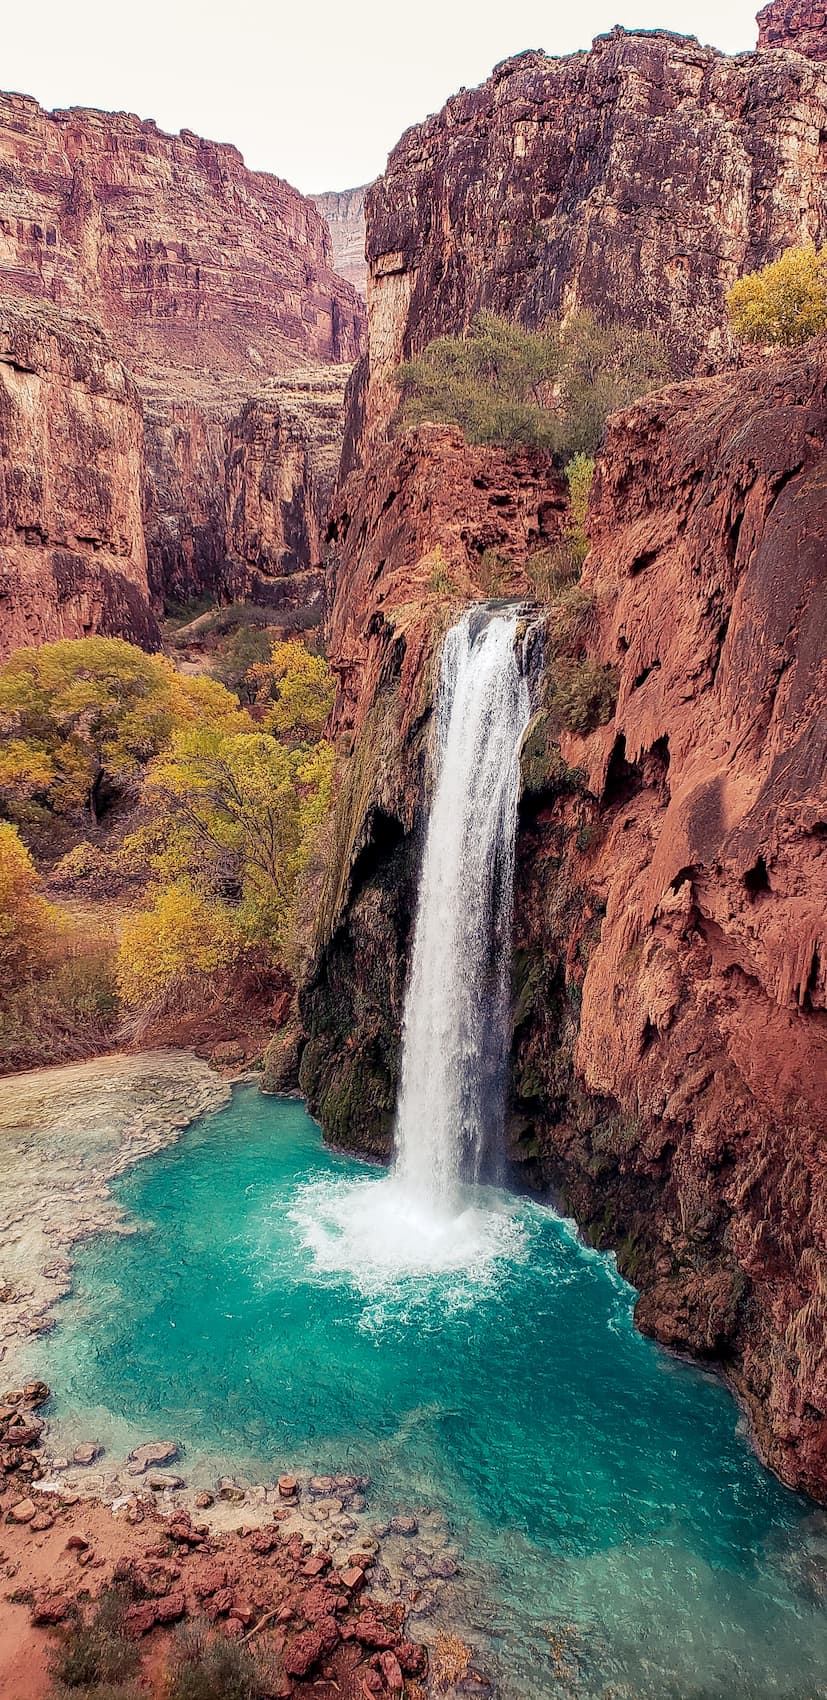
[293,605,535,1288]
[394,606,532,1206]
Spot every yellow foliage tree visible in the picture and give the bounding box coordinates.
[116,881,238,1009]
[0,822,59,984]
[248,640,335,745]
[0,637,245,823]
[727,245,827,347]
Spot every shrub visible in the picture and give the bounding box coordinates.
[525,455,595,600]
[50,1590,139,1690]
[397,311,667,456]
[164,1621,280,1700]
[547,657,619,735]
[0,821,59,984]
[398,311,559,450]
[116,882,239,1011]
[727,244,827,346]
[426,546,459,598]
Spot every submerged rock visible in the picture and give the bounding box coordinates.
[127,1440,180,1474]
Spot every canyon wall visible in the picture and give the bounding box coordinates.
[302,339,827,1500]
[357,20,827,453]
[0,93,367,649]
[0,91,364,376]
[0,295,158,657]
[311,188,369,297]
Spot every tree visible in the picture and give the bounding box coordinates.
[727,245,827,347]
[0,637,245,823]
[0,822,58,983]
[116,881,239,1010]
[138,720,335,949]
[397,310,668,456]
[247,640,335,744]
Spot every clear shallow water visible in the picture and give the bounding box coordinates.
[25,1088,827,1699]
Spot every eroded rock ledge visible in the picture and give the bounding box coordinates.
[302,343,827,1500]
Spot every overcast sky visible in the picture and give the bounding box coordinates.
[6,0,761,194]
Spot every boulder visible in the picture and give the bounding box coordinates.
[127,1440,180,1474]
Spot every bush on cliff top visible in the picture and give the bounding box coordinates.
[727,244,827,346]
[397,310,668,456]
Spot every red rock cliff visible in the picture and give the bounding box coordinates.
[357,22,827,451]
[0,91,364,376]
[0,92,367,643]
[758,0,827,59]
[303,339,827,1500]
[0,295,158,657]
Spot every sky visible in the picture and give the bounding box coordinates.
[5,0,761,194]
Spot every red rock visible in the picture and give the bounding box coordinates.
[311,188,369,297]
[31,1593,70,1624]
[8,1498,36,1524]
[192,1564,229,1598]
[125,1601,158,1637]
[757,0,827,57]
[277,1474,299,1498]
[206,1587,234,1619]
[357,20,827,460]
[283,1616,339,1677]
[154,1591,186,1624]
[351,1612,398,1651]
[378,1650,404,1692]
[310,337,827,1502]
[302,1553,332,1577]
[341,1567,366,1592]
[65,1533,90,1552]
[30,1513,54,1531]
[397,1640,427,1676]
[250,1530,280,1555]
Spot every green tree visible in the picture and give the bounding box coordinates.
[727,245,827,347]
[0,637,244,823]
[397,310,667,455]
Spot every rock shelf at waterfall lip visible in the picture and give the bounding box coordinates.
[0,1050,231,1379]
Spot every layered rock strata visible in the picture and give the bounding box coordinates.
[0,295,158,657]
[311,187,370,297]
[303,341,827,1500]
[357,20,827,454]
[0,91,364,375]
[758,0,827,59]
[0,92,366,643]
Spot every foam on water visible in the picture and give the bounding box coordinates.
[290,1171,526,1304]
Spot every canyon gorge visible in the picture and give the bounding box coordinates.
[298,0,827,1505]
[0,2,826,1691]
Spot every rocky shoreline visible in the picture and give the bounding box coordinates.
[0,1051,231,1374]
[0,1379,481,1698]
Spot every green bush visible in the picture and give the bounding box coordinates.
[165,1621,280,1700]
[50,1592,139,1691]
[397,311,667,456]
[547,657,619,736]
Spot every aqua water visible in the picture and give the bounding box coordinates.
[24,1089,827,1700]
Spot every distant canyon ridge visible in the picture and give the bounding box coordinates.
[1,0,826,652]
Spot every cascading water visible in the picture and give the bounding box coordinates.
[294,604,537,1289]
[394,606,533,1207]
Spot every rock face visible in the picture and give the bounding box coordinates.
[0,295,158,658]
[142,382,336,613]
[0,91,367,646]
[304,339,827,1500]
[757,0,827,59]
[300,425,565,1152]
[0,91,364,375]
[358,23,827,452]
[312,188,370,298]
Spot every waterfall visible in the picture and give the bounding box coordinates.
[394,606,532,1208]
[294,603,535,1289]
